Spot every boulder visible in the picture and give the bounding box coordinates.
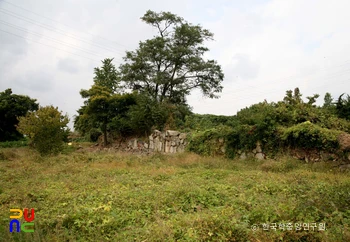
[179,133,187,140]
[166,130,180,136]
[255,153,265,160]
[240,152,247,160]
[338,133,350,151]
[256,141,262,153]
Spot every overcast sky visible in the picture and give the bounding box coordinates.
[1,0,350,129]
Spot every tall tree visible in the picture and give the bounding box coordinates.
[119,10,224,103]
[0,89,38,141]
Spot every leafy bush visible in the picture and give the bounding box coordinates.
[224,102,283,157]
[281,121,342,151]
[187,125,232,156]
[17,106,70,155]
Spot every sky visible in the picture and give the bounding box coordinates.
[1,0,350,129]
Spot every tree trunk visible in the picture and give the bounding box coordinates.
[160,84,168,103]
[155,83,159,100]
[102,121,108,147]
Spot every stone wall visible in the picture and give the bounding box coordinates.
[123,130,187,154]
[237,141,266,160]
[149,130,187,153]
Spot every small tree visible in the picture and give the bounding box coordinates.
[17,106,69,155]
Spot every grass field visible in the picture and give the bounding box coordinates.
[0,146,349,241]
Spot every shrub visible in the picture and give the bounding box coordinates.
[17,106,70,155]
[187,125,232,156]
[281,121,342,151]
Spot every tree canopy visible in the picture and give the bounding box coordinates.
[0,88,38,141]
[119,10,224,104]
[336,93,350,120]
[74,11,224,142]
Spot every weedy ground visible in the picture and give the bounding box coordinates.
[0,145,349,242]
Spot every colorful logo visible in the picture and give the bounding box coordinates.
[9,208,35,233]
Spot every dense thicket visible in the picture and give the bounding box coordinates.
[187,88,350,158]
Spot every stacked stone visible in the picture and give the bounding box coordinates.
[164,130,187,153]
[149,130,187,153]
[238,141,265,160]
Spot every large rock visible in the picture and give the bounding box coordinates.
[255,153,265,160]
[256,141,262,153]
[338,133,350,151]
[166,130,180,136]
[240,152,247,160]
[179,133,187,140]
[165,141,171,153]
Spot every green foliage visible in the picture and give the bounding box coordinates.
[186,88,350,158]
[119,10,224,103]
[87,128,102,142]
[336,93,350,120]
[93,58,119,93]
[187,125,232,156]
[127,94,191,135]
[281,121,342,151]
[17,105,69,155]
[76,11,225,138]
[0,88,38,141]
[126,94,168,135]
[184,114,236,131]
[323,92,334,109]
[0,139,28,148]
[75,59,136,145]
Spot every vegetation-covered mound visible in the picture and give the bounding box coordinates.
[187,88,350,160]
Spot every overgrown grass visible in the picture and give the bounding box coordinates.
[0,147,349,241]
